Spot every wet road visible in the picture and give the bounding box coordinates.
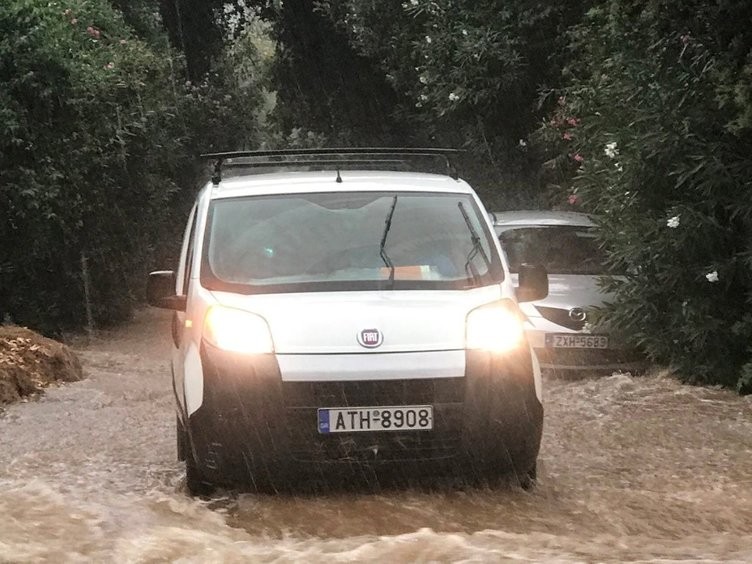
[1,309,751,562]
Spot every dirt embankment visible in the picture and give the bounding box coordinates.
[0,326,83,404]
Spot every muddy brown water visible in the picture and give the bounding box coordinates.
[1,309,750,562]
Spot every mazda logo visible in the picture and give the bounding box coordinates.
[357,328,383,348]
[568,308,587,322]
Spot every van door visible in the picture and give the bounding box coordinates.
[172,204,197,417]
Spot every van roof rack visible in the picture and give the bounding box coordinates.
[200,147,462,185]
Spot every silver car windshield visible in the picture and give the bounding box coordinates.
[202,191,503,293]
[497,225,609,275]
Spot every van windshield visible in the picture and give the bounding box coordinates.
[202,191,503,294]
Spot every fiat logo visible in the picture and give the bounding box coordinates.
[357,328,383,348]
[568,307,587,322]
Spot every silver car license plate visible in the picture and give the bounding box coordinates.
[317,405,433,433]
[545,333,609,349]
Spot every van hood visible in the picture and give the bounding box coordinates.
[210,286,504,354]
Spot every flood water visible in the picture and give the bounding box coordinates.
[1,309,751,562]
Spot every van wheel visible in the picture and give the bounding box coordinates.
[176,416,187,461]
[185,454,215,496]
[519,463,537,491]
[181,419,215,496]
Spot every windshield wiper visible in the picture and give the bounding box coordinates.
[379,195,398,289]
[458,201,491,286]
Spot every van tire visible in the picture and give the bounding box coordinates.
[519,463,537,491]
[176,416,187,461]
[185,454,215,497]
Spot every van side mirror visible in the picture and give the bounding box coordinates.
[516,263,548,302]
[147,270,186,311]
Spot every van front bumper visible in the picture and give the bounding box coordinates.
[187,343,543,488]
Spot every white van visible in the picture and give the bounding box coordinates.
[147,148,547,494]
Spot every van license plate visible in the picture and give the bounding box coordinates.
[318,406,433,434]
[546,334,609,349]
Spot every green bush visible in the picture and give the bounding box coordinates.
[556,1,752,392]
[325,0,586,201]
[0,0,262,333]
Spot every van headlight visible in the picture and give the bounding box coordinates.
[465,300,525,353]
[203,306,274,354]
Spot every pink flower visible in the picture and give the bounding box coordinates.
[562,131,573,141]
[64,9,72,16]
[681,33,691,45]
[568,194,579,205]
[87,26,101,39]
[105,62,115,69]
[566,117,580,127]
[572,153,584,163]
[70,18,78,24]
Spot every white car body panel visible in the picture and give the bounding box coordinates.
[209,285,503,354]
[183,343,204,417]
[211,170,475,199]
[171,204,196,416]
[276,351,465,382]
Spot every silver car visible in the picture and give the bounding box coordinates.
[492,210,642,375]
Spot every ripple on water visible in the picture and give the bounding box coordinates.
[1,334,751,563]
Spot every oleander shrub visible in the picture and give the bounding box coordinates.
[553,1,752,392]
[252,0,587,205]
[0,0,262,334]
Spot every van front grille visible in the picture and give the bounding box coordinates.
[281,377,465,408]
